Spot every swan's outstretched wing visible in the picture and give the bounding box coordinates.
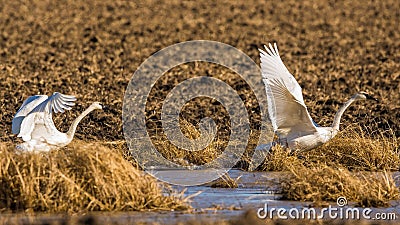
[259,43,305,104]
[12,95,48,134]
[13,92,76,139]
[31,92,77,114]
[259,43,316,137]
[17,113,36,141]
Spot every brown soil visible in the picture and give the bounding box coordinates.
[1,0,399,157]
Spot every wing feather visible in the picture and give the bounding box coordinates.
[17,113,36,141]
[53,99,64,113]
[12,95,48,134]
[265,78,317,137]
[259,43,305,105]
[31,92,76,114]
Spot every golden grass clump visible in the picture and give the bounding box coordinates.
[149,119,229,167]
[255,126,400,207]
[206,173,240,188]
[280,163,399,207]
[0,141,188,213]
[256,144,301,171]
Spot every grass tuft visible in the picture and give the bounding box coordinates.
[256,126,400,207]
[0,141,188,213]
[304,125,400,171]
[256,144,301,171]
[280,163,399,207]
[206,173,240,188]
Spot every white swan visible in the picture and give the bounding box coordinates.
[257,43,377,152]
[12,92,102,151]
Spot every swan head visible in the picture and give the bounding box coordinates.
[353,92,378,102]
[90,102,103,110]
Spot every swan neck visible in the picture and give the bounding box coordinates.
[332,97,356,131]
[67,106,96,139]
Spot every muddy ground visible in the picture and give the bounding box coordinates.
[0,0,399,147]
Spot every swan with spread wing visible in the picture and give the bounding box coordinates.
[12,92,102,151]
[257,43,377,152]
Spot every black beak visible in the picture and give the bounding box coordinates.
[365,94,379,102]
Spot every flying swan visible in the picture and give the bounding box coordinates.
[12,92,102,151]
[257,43,377,152]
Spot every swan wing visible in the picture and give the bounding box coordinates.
[17,113,36,141]
[12,95,48,134]
[265,78,317,137]
[259,43,305,105]
[32,112,67,144]
[260,43,316,137]
[31,92,77,114]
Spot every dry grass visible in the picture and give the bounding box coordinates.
[256,126,400,207]
[304,125,400,171]
[206,173,240,188]
[280,163,399,207]
[256,144,300,171]
[148,118,237,167]
[0,141,188,213]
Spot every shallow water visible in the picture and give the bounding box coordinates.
[87,170,400,224]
